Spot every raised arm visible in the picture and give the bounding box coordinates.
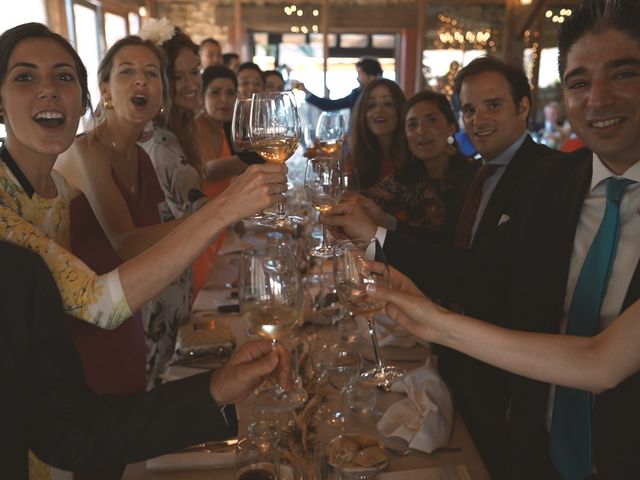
[55,138,182,259]
[369,268,640,393]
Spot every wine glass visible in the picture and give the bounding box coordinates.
[333,239,405,389]
[315,112,345,157]
[325,345,362,428]
[250,91,302,227]
[304,156,344,257]
[232,98,269,224]
[238,242,307,411]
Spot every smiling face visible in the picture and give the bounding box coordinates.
[365,84,398,138]
[0,37,83,159]
[237,68,264,100]
[563,28,640,172]
[460,70,529,161]
[405,100,456,162]
[204,77,237,122]
[101,45,162,126]
[173,47,202,111]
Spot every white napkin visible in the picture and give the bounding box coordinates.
[191,289,238,312]
[377,356,453,453]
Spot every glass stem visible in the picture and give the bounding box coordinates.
[367,315,384,370]
[321,222,328,249]
[275,195,286,218]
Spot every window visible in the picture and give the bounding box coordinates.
[73,3,101,122]
[104,12,127,50]
[128,12,140,36]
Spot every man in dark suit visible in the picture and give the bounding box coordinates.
[325,56,557,478]
[0,241,286,479]
[295,57,383,112]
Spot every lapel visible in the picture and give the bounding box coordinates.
[473,135,552,245]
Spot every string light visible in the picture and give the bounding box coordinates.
[546,8,572,23]
[433,13,495,52]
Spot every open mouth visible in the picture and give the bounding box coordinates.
[417,138,434,146]
[131,95,148,107]
[33,111,65,128]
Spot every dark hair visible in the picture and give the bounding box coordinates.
[399,90,459,184]
[222,53,239,69]
[349,78,406,189]
[263,69,284,84]
[237,61,263,78]
[454,56,532,120]
[0,22,90,123]
[159,28,202,175]
[199,37,221,49]
[356,57,383,77]
[98,36,169,118]
[558,0,640,79]
[202,65,237,92]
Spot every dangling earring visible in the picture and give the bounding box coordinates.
[446,135,457,156]
[103,97,114,110]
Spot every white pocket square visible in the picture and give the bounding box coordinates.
[498,214,510,226]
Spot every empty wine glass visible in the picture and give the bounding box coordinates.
[325,345,362,428]
[250,91,302,227]
[304,156,344,257]
[315,112,345,157]
[239,242,307,411]
[333,239,405,389]
[232,98,268,224]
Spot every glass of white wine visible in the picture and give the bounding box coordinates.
[239,242,307,411]
[249,91,302,227]
[315,112,345,157]
[232,98,269,224]
[333,239,405,389]
[304,156,344,257]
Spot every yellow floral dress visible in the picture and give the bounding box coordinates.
[0,149,132,480]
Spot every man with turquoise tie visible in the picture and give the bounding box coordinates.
[363,1,640,478]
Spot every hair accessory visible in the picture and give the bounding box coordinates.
[447,135,455,145]
[138,17,176,46]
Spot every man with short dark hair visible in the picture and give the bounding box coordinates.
[324,55,557,479]
[222,52,240,71]
[295,57,383,112]
[199,37,222,68]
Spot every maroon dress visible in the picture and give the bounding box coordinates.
[66,146,165,395]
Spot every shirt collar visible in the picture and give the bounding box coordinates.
[483,132,528,167]
[591,152,640,191]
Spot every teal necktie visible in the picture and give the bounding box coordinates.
[550,177,635,480]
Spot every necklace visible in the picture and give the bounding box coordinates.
[94,123,139,196]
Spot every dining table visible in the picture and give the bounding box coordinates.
[122,228,491,480]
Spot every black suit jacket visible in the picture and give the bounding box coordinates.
[0,242,237,479]
[412,148,640,478]
[382,135,557,478]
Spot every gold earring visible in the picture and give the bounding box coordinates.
[159,105,166,115]
[103,97,114,110]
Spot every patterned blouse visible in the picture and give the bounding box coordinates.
[365,153,476,238]
[0,147,132,329]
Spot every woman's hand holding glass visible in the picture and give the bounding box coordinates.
[249,91,302,227]
[334,239,405,389]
